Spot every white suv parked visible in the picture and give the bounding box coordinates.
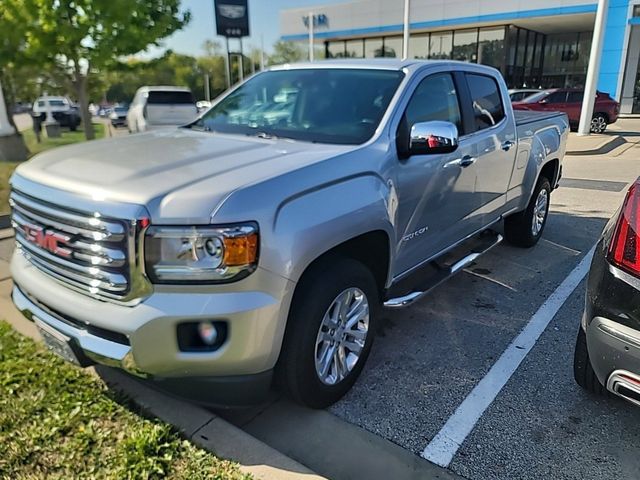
[127,86,198,133]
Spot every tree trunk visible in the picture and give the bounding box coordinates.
[74,69,94,141]
[0,73,29,161]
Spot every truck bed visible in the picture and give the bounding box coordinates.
[514,109,567,127]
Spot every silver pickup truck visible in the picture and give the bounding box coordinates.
[10,60,568,408]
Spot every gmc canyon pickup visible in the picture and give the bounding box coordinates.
[10,60,568,408]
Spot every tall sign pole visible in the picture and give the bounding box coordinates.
[578,0,609,135]
[309,12,315,62]
[214,0,250,87]
[402,0,410,60]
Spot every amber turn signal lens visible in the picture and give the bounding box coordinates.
[223,233,258,266]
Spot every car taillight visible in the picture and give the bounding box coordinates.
[609,180,640,276]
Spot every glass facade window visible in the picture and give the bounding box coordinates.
[542,32,592,88]
[364,38,384,58]
[477,27,505,71]
[324,23,592,90]
[409,33,429,59]
[429,31,453,59]
[346,39,364,58]
[383,36,402,58]
[327,41,346,58]
[452,29,478,62]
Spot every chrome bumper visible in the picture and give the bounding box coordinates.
[12,285,141,374]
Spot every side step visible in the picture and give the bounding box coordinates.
[383,230,503,309]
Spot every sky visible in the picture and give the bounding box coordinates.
[141,0,346,59]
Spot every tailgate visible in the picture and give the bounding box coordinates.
[146,104,198,126]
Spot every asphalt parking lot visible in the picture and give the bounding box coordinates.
[215,132,640,480]
[3,123,640,480]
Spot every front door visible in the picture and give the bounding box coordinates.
[393,72,483,276]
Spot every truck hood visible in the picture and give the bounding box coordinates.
[14,128,354,222]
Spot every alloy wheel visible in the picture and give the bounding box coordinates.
[314,287,370,386]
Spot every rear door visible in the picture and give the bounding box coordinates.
[393,71,483,274]
[463,72,517,223]
[145,90,198,126]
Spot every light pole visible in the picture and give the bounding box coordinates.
[309,11,314,62]
[578,0,609,135]
[402,0,411,60]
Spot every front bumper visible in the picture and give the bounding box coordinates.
[11,251,295,389]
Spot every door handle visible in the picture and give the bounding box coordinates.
[445,155,476,168]
[501,140,515,151]
[458,155,476,167]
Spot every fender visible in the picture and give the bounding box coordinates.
[269,173,395,284]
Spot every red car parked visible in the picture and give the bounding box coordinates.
[512,89,620,133]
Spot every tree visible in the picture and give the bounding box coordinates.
[13,0,190,139]
[268,41,306,65]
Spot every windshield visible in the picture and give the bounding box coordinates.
[520,91,549,103]
[195,68,405,145]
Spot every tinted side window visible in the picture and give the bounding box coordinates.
[404,73,462,132]
[546,91,568,103]
[466,73,505,131]
[567,91,584,103]
[147,91,195,105]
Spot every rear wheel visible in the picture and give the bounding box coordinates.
[573,327,606,394]
[277,258,379,408]
[590,113,608,133]
[504,176,551,248]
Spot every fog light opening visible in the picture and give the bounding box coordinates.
[198,321,218,345]
[177,321,228,352]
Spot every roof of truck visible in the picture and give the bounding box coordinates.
[268,58,480,71]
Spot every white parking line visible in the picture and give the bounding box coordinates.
[421,245,596,468]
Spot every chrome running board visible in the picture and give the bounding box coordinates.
[384,231,503,309]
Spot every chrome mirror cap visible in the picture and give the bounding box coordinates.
[409,120,459,155]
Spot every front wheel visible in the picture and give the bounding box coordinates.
[277,258,379,408]
[504,176,551,248]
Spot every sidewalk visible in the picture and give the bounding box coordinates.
[565,118,640,156]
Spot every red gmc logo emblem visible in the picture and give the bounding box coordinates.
[22,223,72,258]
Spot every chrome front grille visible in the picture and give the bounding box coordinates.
[10,189,132,300]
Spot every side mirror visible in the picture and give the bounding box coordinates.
[409,121,459,155]
[538,99,549,104]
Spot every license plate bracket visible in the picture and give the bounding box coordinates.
[35,318,82,366]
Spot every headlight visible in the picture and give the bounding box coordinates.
[109,112,117,119]
[144,224,258,283]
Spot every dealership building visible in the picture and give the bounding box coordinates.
[280,0,640,114]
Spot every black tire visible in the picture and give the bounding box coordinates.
[504,176,551,248]
[69,124,77,132]
[573,327,606,394]
[277,257,379,408]
[590,113,608,134]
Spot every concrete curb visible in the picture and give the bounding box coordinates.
[0,226,14,240]
[0,279,325,480]
[566,135,627,156]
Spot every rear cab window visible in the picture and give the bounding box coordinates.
[147,91,195,105]
[465,73,505,131]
